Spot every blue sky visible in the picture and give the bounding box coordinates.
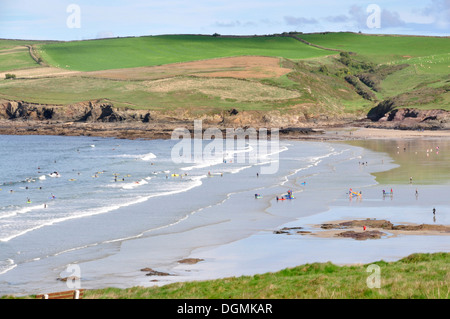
[0,0,448,40]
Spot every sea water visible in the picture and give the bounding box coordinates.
[0,134,443,295]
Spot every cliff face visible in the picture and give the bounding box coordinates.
[0,100,152,123]
[0,99,337,139]
[0,99,448,139]
[368,107,450,130]
[0,99,357,127]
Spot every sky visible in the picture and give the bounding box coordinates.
[0,0,449,41]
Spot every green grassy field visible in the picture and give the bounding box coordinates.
[37,35,331,71]
[0,40,44,71]
[0,33,448,116]
[299,32,450,64]
[297,33,450,111]
[0,75,306,111]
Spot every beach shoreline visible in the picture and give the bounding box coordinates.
[0,126,449,297]
[1,118,450,141]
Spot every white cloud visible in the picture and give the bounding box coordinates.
[420,0,450,29]
[0,0,447,40]
[284,16,319,25]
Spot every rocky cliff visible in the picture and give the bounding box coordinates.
[0,99,340,139]
[367,107,450,130]
[0,100,152,123]
[0,99,447,139]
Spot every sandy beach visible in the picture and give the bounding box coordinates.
[312,127,450,141]
[0,127,449,296]
[134,128,450,287]
[78,129,450,289]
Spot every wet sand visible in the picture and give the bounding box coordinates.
[138,135,449,287]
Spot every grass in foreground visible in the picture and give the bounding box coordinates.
[8,252,445,299]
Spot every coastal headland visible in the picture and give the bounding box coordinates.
[1,32,449,141]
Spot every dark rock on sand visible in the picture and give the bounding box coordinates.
[336,230,386,240]
[321,219,394,229]
[273,226,311,235]
[273,230,289,234]
[57,276,80,282]
[320,219,450,232]
[140,268,172,276]
[178,258,204,264]
[274,226,305,235]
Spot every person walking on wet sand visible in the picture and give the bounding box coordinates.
[433,208,436,215]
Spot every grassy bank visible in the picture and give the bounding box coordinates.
[3,252,446,299]
[84,253,450,299]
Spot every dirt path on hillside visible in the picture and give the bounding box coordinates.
[0,66,81,79]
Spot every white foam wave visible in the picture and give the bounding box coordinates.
[0,204,45,219]
[122,178,149,190]
[0,174,205,243]
[0,259,16,275]
[117,152,156,161]
[181,157,224,171]
[141,153,156,161]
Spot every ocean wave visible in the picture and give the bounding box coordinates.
[0,258,16,275]
[0,176,41,187]
[180,157,224,171]
[141,153,157,161]
[0,204,45,220]
[116,152,157,161]
[121,178,150,190]
[0,174,205,243]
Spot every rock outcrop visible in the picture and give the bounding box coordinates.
[1,98,447,140]
[0,100,152,123]
[367,106,450,130]
[0,99,333,139]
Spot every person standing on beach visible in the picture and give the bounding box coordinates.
[433,208,436,215]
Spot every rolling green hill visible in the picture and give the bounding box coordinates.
[37,35,331,71]
[300,32,450,64]
[0,33,448,121]
[0,39,46,72]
